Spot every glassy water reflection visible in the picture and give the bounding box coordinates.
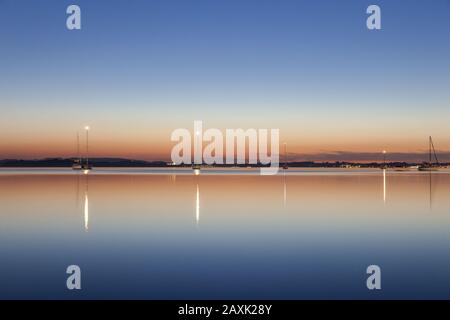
[0,169,449,299]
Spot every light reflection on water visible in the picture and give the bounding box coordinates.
[84,183,89,232]
[0,168,449,299]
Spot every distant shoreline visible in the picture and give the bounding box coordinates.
[1,158,448,169]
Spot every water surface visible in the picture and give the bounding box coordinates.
[0,168,449,299]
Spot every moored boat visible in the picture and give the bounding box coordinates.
[418,136,440,171]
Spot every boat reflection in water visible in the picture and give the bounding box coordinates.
[283,171,287,207]
[84,174,89,232]
[76,170,90,231]
[196,184,200,225]
[418,136,441,171]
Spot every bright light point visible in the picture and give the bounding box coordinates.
[84,126,90,131]
[83,170,89,175]
[382,150,386,154]
[195,131,200,136]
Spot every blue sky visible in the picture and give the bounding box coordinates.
[0,0,450,160]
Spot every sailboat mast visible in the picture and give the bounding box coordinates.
[429,136,431,165]
[77,132,80,163]
[86,129,89,167]
[419,136,439,171]
[430,136,439,165]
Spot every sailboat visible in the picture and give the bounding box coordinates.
[418,136,440,171]
[192,163,201,176]
[192,131,201,173]
[380,150,387,170]
[72,132,83,170]
[82,126,92,170]
[72,126,92,171]
[282,142,288,170]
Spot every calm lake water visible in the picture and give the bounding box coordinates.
[0,168,450,299]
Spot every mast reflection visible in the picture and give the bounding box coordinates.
[283,171,287,207]
[84,190,89,231]
[429,171,434,211]
[196,183,200,225]
[84,170,89,231]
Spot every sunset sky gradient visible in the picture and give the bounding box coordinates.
[1,0,449,161]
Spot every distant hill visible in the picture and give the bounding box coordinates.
[0,158,167,167]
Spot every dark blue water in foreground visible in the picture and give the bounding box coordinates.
[0,169,449,299]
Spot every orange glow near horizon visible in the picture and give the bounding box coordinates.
[1,120,450,161]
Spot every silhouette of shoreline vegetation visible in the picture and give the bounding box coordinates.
[1,158,449,168]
